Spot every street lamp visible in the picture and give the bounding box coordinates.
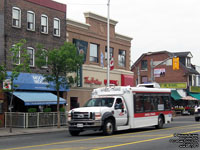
[107,0,110,87]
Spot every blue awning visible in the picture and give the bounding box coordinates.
[7,72,69,91]
[171,90,182,100]
[13,91,66,106]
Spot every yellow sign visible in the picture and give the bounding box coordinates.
[173,57,179,70]
[190,86,200,93]
[160,82,187,89]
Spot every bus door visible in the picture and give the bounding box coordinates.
[114,97,128,126]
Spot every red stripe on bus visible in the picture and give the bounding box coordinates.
[134,111,172,118]
[133,91,171,94]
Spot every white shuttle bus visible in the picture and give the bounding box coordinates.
[68,83,172,136]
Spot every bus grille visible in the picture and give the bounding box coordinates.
[72,112,94,120]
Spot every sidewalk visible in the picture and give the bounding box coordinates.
[0,126,68,137]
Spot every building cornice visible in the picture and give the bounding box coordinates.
[67,18,90,30]
[115,33,133,42]
[84,12,118,26]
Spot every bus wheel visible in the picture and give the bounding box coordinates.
[156,116,164,129]
[103,119,114,135]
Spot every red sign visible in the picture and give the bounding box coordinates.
[104,80,119,86]
[84,77,102,85]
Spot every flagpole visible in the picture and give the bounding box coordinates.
[107,0,110,87]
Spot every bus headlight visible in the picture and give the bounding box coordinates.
[95,112,101,120]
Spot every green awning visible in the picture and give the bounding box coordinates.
[171,90,182,100]
[188,92,200,100]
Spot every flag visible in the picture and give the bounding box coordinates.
[110,57,114,71]
[101,52,104,68]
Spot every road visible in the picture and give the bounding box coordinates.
[0,116,199,150]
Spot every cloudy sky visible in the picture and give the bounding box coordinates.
[55,0,200,66]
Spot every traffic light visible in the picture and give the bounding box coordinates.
[173,57,179,70]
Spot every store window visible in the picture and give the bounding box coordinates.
[90,43,99,63]
[41,14,48,34]
[118,49,126,67]
[12,7,21,28]
[141,60,147,70]
[27,47,35,67]
[53,18,60,36]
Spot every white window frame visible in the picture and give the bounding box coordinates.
[12,45,20,65]
[27,11,35,31]
[12,7,21,28]
[53,18,60,37]
[27,47,35,67]
[89,43,99,63]
[118,49,126,67]
[41,14,48,34]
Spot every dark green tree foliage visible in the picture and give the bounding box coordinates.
[36,42,83,128]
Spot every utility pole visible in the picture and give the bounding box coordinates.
[107,0,110,87]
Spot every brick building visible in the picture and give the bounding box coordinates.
[66,12,133,110]
[131,51,200,106]
[0,0,66,127]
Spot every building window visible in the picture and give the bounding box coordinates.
[90,43,99,63]
[41,14,48,34]
[53,18,60,36]
[118,49,126,67]
[186,57,191,68]
[105,47,114,60]
[27,11,35,31]
[141,76,148,83]
[141,60,147,70]
[41,49,48,68]
[12,7,21,28]
[12,45,20,65]
[27,47,35,67]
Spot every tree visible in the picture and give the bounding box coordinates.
[0,39,31,132]
[36,42,83,128]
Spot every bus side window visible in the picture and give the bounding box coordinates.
[163,96,171,110]
[134,95,144,113]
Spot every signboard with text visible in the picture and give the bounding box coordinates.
[160,82,187,89]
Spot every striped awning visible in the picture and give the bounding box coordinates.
[181,96,198,101]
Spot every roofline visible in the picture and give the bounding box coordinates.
[67,18,90,30]
[84,12,118,26]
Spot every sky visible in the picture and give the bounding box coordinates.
[55,0,200,66]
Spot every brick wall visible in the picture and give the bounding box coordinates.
[4,0,66,73]
[132,52,188,86]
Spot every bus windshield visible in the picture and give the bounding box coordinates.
[84,98,114,107]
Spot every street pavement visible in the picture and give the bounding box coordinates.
[0,115,195,137]
[0,126,67,137]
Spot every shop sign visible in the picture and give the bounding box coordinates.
[84,77,102,85]
[3,79,11,90]
[104,80,119,86]
[190,86,200,93]
[159,82,187,89]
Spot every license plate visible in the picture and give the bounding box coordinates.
[77,124,83,128]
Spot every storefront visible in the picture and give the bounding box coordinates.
[4,72,69,113]
[67,64,133,110]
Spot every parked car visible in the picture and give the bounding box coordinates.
[194,106,200,121]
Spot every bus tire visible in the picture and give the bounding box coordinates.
[156,116,164,129]
[103,119,114,135]
[195,117,199,122]
[69,130,80,136]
